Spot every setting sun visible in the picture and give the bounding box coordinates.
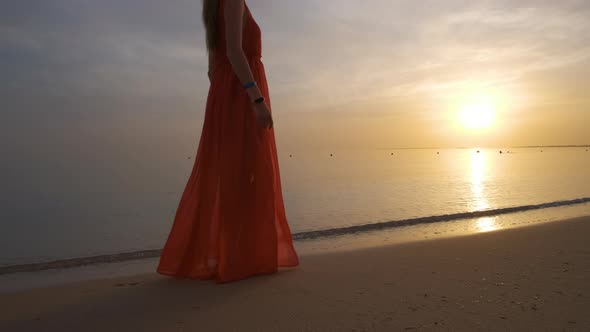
[459,103,495,129]
[458,96,496,130]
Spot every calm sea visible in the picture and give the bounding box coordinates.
[2,145,589,267]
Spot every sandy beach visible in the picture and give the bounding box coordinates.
[1,215,589,331]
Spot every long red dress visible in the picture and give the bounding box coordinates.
[157,0,299,283]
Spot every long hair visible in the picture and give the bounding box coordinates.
[202,0,219,52]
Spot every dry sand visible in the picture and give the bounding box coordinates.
[1,215,589,331]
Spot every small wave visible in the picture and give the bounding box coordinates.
[293,197,590,240]
[1,197,589,275]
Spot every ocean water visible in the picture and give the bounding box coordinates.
[1,145,589,267]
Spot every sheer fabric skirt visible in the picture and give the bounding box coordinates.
[157,57,299,283]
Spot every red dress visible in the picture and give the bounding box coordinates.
[157,0,299,283]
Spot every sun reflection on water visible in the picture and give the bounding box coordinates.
[469,150,499,232]
[475,217,498,232]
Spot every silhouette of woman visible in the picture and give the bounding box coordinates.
[157,0,300,283]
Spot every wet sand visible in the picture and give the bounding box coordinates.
[1,215,589,331]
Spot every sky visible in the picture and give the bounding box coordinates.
[2,0,590,150]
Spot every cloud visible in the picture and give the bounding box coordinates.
[1,0,589,147]
[1,0,208,98]
[258,0,590,113]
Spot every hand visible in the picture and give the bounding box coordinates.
[253,102,273,129]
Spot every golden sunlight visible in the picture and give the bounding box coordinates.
[458,98,496,130]
[469,150,499,232]
[443,87,514,144]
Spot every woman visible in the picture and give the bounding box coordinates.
[156,0,300,283]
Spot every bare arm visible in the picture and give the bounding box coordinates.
[224,0,263,102]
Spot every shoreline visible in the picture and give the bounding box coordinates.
[2,198,589,276]
[1,215,589,331]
